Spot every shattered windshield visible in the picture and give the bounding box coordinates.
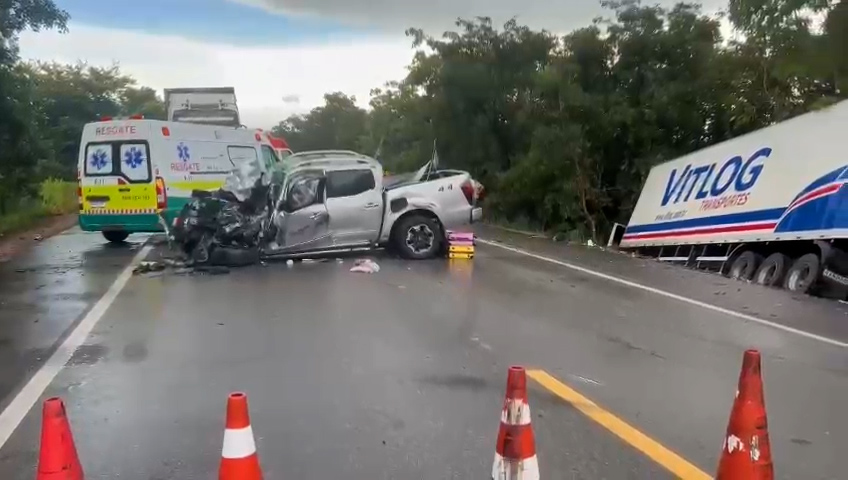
[222,157,266,202]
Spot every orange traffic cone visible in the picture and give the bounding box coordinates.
[219,392,263,480]
[36,397,84,480]
[492,366,539,480]
[716,349,774,479]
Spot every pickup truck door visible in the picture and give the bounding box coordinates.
[325,168,383,246]
[273,171,332,252]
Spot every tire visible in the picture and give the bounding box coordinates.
[393,214,443,260]
[209,246,260,267]
[753,253,790,287]
[783,253,822,294]
[727,250,764,281]
[191,242,211,264]
[102,231,129,243]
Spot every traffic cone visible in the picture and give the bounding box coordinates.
[716,349,774,479]
[36,397,84,480]
[219,392,263,480]
[492,366,539,480]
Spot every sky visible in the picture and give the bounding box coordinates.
[18,0,729,129]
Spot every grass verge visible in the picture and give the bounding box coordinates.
[0,180,77,236]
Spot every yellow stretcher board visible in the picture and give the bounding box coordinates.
[449,252,474,259]
[449,245,475,254]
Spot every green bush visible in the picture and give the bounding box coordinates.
[0,180,77,236]
[39,179,77,215]
[0,201,47,236]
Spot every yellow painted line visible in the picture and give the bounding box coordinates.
[527,369,712,480]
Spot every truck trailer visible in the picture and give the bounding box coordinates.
[617,100,848,297]
[164,87,241,127]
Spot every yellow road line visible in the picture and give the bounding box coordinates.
[527,369,712,480]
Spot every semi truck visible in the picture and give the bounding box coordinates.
[617,100,848,297]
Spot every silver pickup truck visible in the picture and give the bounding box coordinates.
[266,150,483,259]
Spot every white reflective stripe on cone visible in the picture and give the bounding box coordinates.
[492,453,540,480]
[500,400,532,426]
[222,426,257,459]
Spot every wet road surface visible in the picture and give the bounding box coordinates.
[0,227,846,478]
[0,228,146,411]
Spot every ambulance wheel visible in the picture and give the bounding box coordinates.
[783,253,822,294]
[727,250,763,281]
[102,231,129,243]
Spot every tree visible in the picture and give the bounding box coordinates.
[121,86,167,120]
[0,0,68,213]
[20,62,166,178]
[726,0,843,120]
[404,17,557,184]
[271,92,368,152]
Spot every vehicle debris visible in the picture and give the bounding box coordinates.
[171,158,269,267]
[350,259,380,273]
[133,261,167,275]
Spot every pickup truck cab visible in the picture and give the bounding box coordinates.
[267,150,482,259]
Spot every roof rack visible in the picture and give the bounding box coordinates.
[290,150,367,158]
[295,158,374,167]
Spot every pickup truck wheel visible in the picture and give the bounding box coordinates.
[728,250,763,281]
[102,231,129,243]
[753,253,790,287]
[394,215,442,260]
[783,253,821,294]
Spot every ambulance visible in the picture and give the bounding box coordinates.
[77,116,283,242]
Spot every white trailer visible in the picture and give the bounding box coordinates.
[618,100,848,296]
[164,87,241,127]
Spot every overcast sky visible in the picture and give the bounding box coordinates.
[236,0,729,33]
[19,0,730,129]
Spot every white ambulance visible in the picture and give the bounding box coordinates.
[78,116,282,242]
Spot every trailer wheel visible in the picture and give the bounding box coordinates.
[753,253,790,287]
[783,253,822,294]
[728,251,763,281]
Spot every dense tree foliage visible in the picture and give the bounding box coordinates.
[273,0,846,241]
[0,1,165,213]
[2,0,845,242]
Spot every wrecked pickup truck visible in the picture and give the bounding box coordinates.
[171,149,483,265]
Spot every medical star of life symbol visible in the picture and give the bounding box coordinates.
[177,143,190,162]
[89,149,109,170]
[124,147,145,169]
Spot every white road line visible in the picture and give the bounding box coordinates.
[478,238,848,349]
[0,244,152,448]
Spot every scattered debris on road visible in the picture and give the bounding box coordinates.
[133,261,167,275]
[350,259,380,273]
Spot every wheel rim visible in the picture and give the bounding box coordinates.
[759,264,776,283]
[788,266,811,291]
[406,224,435,254]
[731,260,748,279]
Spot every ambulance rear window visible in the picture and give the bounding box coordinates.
[119,143,151,182]
[85,144,113,176]
[83,141,152,183]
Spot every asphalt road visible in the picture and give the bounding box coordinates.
[0,225,846,478]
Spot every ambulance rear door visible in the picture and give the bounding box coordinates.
[80,121,158,216]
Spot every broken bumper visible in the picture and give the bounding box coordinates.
[471,207,483,223]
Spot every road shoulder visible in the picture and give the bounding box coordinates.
[474,223,848,347]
